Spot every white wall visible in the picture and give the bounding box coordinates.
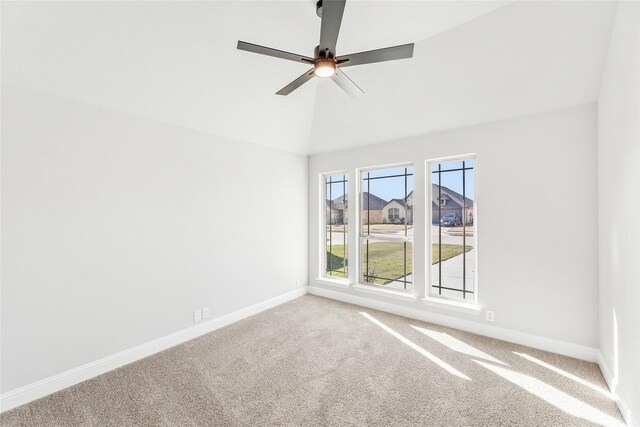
[597,1,640,423]
[309,104,599,349]
[0,85,308,393]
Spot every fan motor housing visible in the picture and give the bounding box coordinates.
[314,45,333,60]
[316,1,323,18]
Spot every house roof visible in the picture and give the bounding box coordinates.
[432,184,474,209]
[330,187,469,210]
[331,194,347,210]
[329,192,387,210]
[385,198,412,209]
[362,192,387,210]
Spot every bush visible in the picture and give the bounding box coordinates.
[365,263,377,283]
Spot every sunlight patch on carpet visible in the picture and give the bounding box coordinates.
[513,352,613,399]
[474,360,623,427]
[412,325,508,366]
[359,312,470,381]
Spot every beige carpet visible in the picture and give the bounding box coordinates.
[0,295,624,426]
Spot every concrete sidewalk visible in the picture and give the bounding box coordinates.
[384,249,475,299]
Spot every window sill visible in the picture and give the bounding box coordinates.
[422,296,481,315]
[316,277,351,289]
[353,284,418,303]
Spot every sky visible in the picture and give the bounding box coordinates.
[327,160,475,203]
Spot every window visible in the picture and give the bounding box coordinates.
[323,173,348,279]
[429,158,476,302]
[360,165,414,291]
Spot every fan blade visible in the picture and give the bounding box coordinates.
[276,69,316,96]
[237,41,314,64]
[331,68,363,98]
[319,0,346,56]
[336,43,414,67]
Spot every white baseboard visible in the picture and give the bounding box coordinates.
[309,286,640,425]
[308,285,599,362]
[312,287,640,424]
[5,285,630,424]
[597,351,639,426]
[0,287,307,413]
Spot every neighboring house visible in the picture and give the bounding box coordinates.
[382,191,414,224]
[328,194,348,225]
[431,184,474,225]
[329,187,471,226]
[327,192,388,225]
[326,200,335,225]
[361,192,387,224]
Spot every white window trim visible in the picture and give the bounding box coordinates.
[422,296,481,315]
[316,276,351,289]
[426,155,479,305]
[320,171,350,284]
[357,163,415,294]
[353,283,418,303]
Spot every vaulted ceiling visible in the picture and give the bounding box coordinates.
[2,1,617,155]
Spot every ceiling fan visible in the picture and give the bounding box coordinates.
[237,0,415,97]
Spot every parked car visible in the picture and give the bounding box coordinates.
[440,213,462,226]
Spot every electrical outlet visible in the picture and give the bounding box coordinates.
[202,307,210,319]
[193,309,202,322]
[485,310,495,322]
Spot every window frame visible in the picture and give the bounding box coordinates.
[357,162,415,294]
[320,171,350,283]
[426,155,478,305]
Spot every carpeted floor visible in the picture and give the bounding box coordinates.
[0,295,625,426]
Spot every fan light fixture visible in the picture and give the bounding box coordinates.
[237,0,415,97]
[314,59,336,78]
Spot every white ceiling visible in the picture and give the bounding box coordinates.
[310,1,617,153]
[1,1,617,155]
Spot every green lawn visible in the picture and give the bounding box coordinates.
[433,243,473,265]
[326,243,472,283]
[326,244,348,278]
[363,241,413,285]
